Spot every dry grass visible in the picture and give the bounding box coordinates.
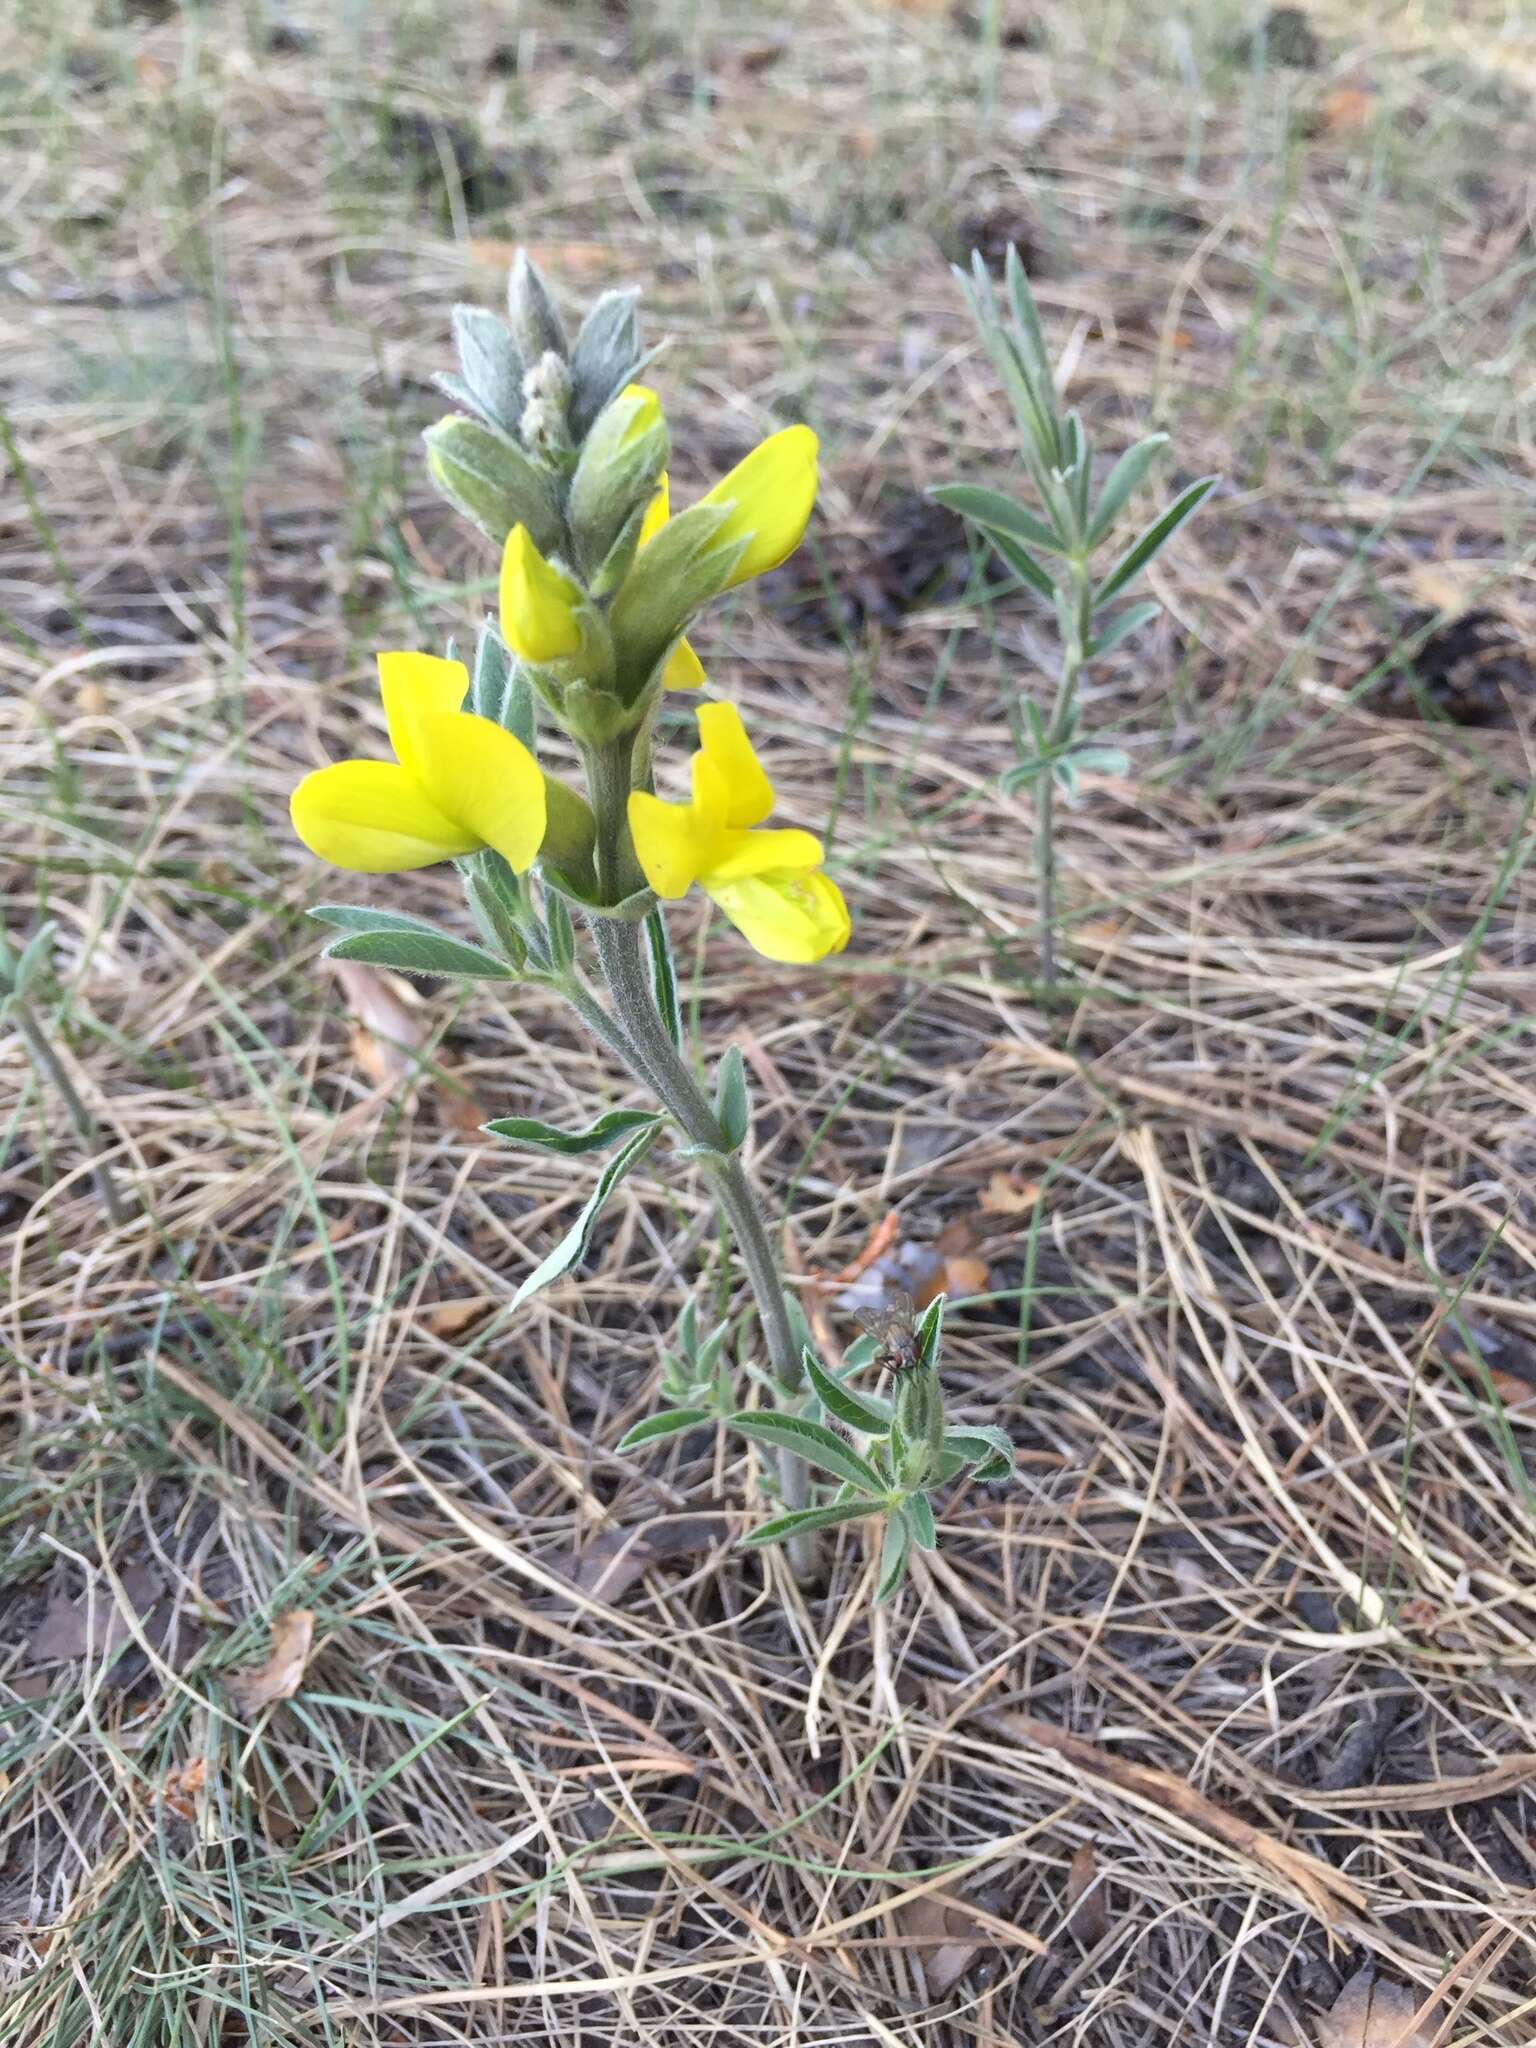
[4,0,1536,2042]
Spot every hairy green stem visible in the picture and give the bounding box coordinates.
[1035,557,1094,991]
[11,994,131,1229]
[587,915,813,1573]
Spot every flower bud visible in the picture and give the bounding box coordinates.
[424,416,561,553]
[892,1364,945,1491]
[499,526,585,664]
[567,383,670,578]
[520,351,574,465]
[507,250,568,364]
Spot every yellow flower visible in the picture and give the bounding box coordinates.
[627,702,850,964]
[698,424,819,587]
[291,652,546,874]
[637,472,706,689]
[499,525,584,663]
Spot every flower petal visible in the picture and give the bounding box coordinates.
[662,634,705,689]
[638,471,670,550]
[617,382,663,447]
[499,525,584,663]
[405,710,548,873]
[290,761,477,873]
[699,424,818,587]
[695,701,773,828]
[628,790,706,899]
[377,652,470,782]
[705,870,850,963]
[705,827,823,885]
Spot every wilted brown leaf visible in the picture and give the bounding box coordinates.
[1316,1967,1440,2047]
[26,1563,165,1667]
[160,1756,207,1820]
[228,1609,315,1714]
[1065,1840,1110,1943]
[900,1885,988,1996]
[550,1515,731,1607]
[426,1295,495,1340]
[979,1172,1041,1216]
[330,961,423,1084]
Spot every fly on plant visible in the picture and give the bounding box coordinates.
[855,1289,922,1378]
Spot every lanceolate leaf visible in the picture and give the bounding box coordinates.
[714,1045,750,1152]
[1089,602,1161,659]
[917,1292,946,1368]
[310,905,457,936]
[616,1408,712,1451]
[903,1492,937,1551]
[513,1123,658,1307]
[323,928,517,981]
[484,1107,660,1156]
[1092,476,1217,608]
[876,1510,911,1602]
[943,1424,1015,1482]
[803,1350,893,1434]
[742,1499,878,1549]
[981,529,1056,603]
[927,484,1065,557]
[1086,433,1170,547]
[728,1413,886,1496]
[645,906,682,1048]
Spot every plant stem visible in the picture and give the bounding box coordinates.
[11,994,131,1229]
[586,915,813,1573]
[1035,557,1094,991]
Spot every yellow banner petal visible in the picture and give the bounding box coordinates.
[699,424,818,588]
[695,701,774,828]
[408,711,547,874]
[662,635,706,689]
[377,652,470,783]
[627,789,708,899]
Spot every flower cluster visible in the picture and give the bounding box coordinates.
[290,259,846,964]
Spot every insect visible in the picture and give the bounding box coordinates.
[855,1289,922,1376]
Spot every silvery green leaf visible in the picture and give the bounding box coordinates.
[645,906,682,1048]
[11,920,58,998]
[1000,760,1045,796]
[1070,744,1132,778]
[916,1291,945,1368]
[616,1408,712,1451]
[741,1499,877,1549]
[1086,434,1170,546]
[506,249,567,362]
[677,1294,700,1360]
[309,903,449,935]
[544,890,575,975]
[323,927,517,980]
[842,1330,880,1372]
[803,1350,892,1434]
[452,305,523,434]
[609,503,745,683]
[423,416,563,554]
[461,868,529,970]
[470,618,536,742]
[567,386,670,574]
[728,1413,886,1495]
[484,1107,660,1155]
[513,1122,658,1307]
[1093,476,1217,607]
[1089,601,1160,658]
[927,484,1065,557]
[1004,243,1054,398]
[903,1492,937,1551]
[433,370,498,429]
[875,1510,911,1602]
[983,529,1056,603]
[1052,751,1081,797]
[713,1045,749,1152]
[943,1424,1015,1482]
[569,287,643,438]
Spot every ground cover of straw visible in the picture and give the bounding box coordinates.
[3,3,1536,2042]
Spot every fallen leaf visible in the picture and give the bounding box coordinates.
[426,1295,495,1340]
[979,1172,1041,1216]
[331,961,422,1084]
[26,1563,164,1667]
[1316,1967,1440,2048]
[1316,85,1375,135]
[228,1609,315,1713]
[1064,1841,1110,1943]
[900,1885,988,1996]
[549,1515,731,1607]
[937,1253,990,1303]
[160,1756,207,1820]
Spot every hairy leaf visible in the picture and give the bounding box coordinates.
[484,1107,660,1155]
[741,1499,879,1548]
[323,927,516,980]
[803,1349,893,1434]
[513,1123,658,1307]
[1093,476,1217,608]
[616,1408,713,1451]
[729,1413,887,1495]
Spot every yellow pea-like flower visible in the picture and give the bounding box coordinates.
[627,702,850,964]
[291,652,545,874]
[697,424,819,587]
[499,525,585,664]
